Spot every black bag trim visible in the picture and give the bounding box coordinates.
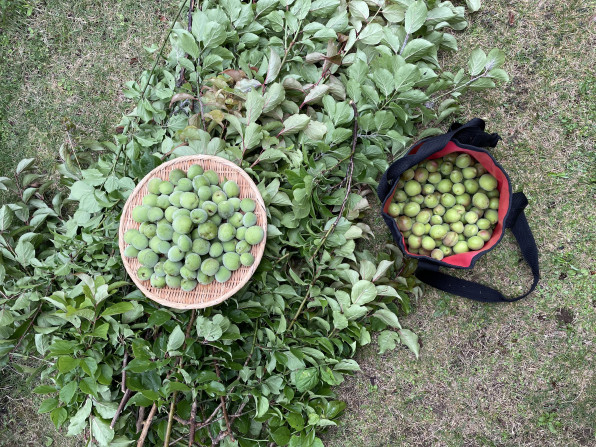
[377,118,540,302]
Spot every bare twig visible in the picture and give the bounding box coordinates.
[213,357,234,444]
[121,350,128,393]
[287,264,323,332]
[160,142,189,161]
[102,0,188,188]
[169,436,185,446]
[187,399,197,447]
[399,33,410,55]
[164,391,178,447]
[308,101,359,262]
[177,0,196,87]
[110,389,132,429]
[136,407,145,434]
[8,304,42,357]
[137,403,158,447]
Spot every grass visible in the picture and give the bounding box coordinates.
[325,1,596,446]
[0,0,178,444]
[0,0,179,178]
[0,1,594,446]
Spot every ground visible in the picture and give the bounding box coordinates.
[0,1,177,445]
[0,0,595,446]
[0,0,178,178]
[325,1,596,446]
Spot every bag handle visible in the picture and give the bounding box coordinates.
[377,118,500,201]
[415,192,540,302]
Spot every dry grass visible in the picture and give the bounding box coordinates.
[0,0,179,177]
[0,363,80,447]
[326,1,595,446]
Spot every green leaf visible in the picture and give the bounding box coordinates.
[334,359,360,372]
[265,48,282,84]
[91,323,110,339]
[15,240,35,266]
[271,426,292,446]
[394,64,420,92]
[374,110,395,131]
[59,381,78,404]
[468,47,487,76]
[256,395,269,417]
[401,39,434,61]
[33,385,57,394]
[57,356,80,373]
[404,0,428,34]
[310,0,340,17]
[91,416,114,446]
[303,85,330,105]
[378,330,400,354]
[201,22,227,49]
[93,400,119,419]
[399,329,420,359]
[465,0,481,12]
[79,377,98,397]
[350,280,377,305]
[167,325,185,353]
[372,68,394,97]
[304,121,328,141]
[262,83,285,112]
[175,30,199,59]
[358,23,383,45]
[245,89,265,125]
[0,309,14,327]
[101,302,134,317]
[279,114,310,136]
[147,310,171,326]
[0,205,14,231]
[348,1,369,21]
[16,158,35,175]
[67,399,92,436]
[383,4,406,23]
[38,398,59,414]
[50,407,68,429]
[397,89,428,103]
[292,368,319,392]
[487,68,509,82]
[373,309,402,328]
[485,48,506,70]
[244,123,263,150]
[195,316,224,341]
[373,260,394,282]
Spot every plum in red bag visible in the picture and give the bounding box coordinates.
[377,118,539,303]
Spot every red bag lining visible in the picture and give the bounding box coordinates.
[383,141,511,268]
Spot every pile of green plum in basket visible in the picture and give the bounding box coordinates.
[388,152,500,260]
[122,165,264,291]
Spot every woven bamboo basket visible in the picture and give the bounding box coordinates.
[118,155,267,309]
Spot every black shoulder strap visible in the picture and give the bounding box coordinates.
[377,118,500,201]
[415,192,540,303]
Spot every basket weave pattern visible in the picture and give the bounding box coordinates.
[118,155,267,309]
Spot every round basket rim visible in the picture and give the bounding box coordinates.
[118,155,267,309]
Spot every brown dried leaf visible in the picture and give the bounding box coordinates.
[222,69,247,83]
[170,93,196,108]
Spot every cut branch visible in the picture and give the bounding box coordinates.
[137,403,158,447]
[177,0,196,87]
[121,350,128,393]
[213,356,234,444]
[164,391,178,447]
[136,407,145,434]
[308,101,359,263]
[187,399,197,447]
[110,389,132,429]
